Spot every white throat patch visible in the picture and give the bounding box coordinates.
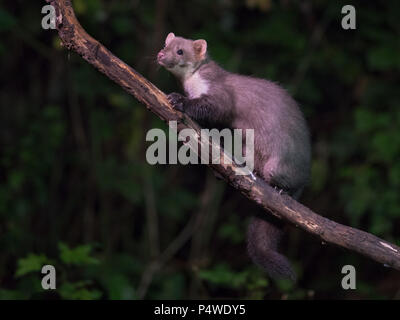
[183,71,209,99]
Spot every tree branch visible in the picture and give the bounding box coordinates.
[47,0,400,271]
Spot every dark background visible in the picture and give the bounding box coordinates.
[1,0,399,299]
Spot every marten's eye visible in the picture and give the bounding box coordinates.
[177,49,183,55]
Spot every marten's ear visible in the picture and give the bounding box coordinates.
[193,39,207,59]
[165,32,175,46]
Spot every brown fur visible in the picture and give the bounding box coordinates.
[158,33,311,281]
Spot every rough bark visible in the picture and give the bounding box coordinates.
[46,0,400,271]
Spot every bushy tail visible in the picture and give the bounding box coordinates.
[247,216,296,282]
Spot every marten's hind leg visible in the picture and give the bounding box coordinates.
[245,159,298,281]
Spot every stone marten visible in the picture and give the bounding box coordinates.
[157,33,311,281]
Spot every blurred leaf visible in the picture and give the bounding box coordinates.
[367,45,400,71]
[217,216,244,244]
[59,243,99,266]
[0,9,17,31]
[15,254,49,277]
[153,273,186,300]
[59,281,102,300]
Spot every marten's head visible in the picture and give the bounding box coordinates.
[157,33,207,78]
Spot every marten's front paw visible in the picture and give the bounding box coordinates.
[167,92,186,112]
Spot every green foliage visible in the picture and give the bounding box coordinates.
[15,254,50,278]
[199,263,268,290]
[12,244,102,300]
[59,281,102,300]
[59,243,100,266]
[0,8,16,31]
